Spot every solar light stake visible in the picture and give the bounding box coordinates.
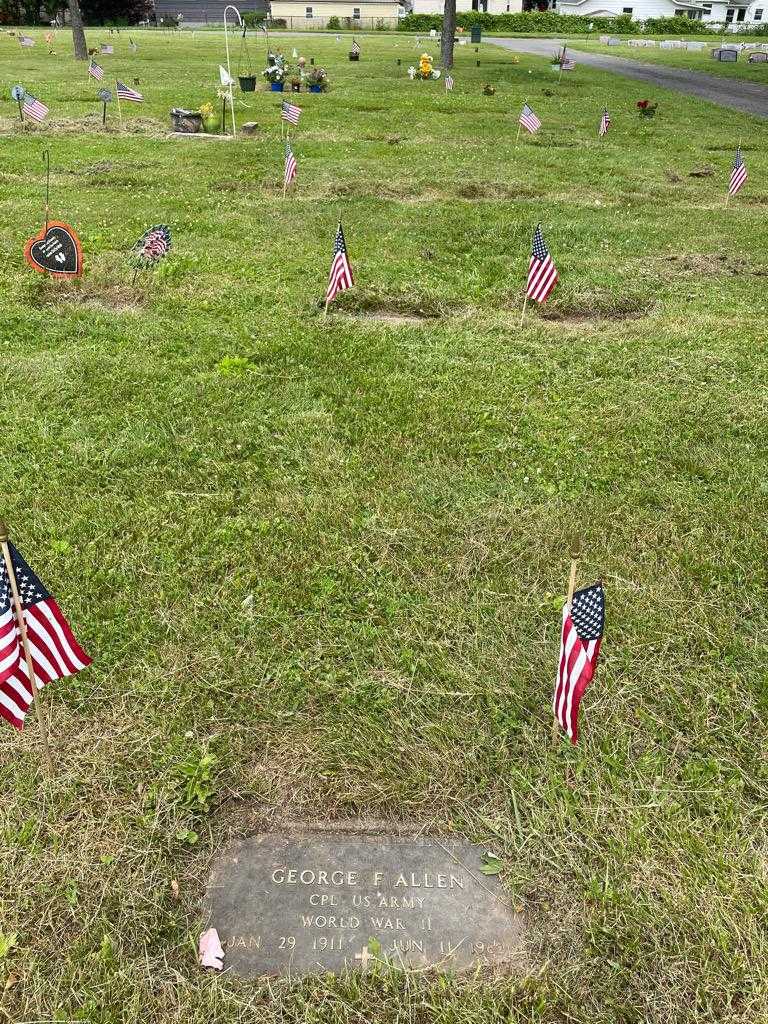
[0,521,54,775]
[223,5,242,138]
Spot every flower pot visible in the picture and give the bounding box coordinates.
[309,84,322,93]
[349,52,360,61]
[239,75,257,92]
[270,81,285,91]
[202,114,219,133]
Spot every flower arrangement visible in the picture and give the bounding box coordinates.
[305,66,330,91]
[409,53,441,80]
[263,51,289,83]
[637,99,658,117]
[483,83,496,96]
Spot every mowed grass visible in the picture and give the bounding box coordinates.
[574,35,768,81]
[1,27,768,1024]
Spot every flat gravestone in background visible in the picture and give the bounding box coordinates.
[206,832,526,977]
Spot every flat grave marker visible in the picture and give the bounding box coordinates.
[206,831,526,978]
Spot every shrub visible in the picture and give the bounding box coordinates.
[327,15,341,29]
[398,11,642,34]
[242,11,267,27]
[643,14,716,33]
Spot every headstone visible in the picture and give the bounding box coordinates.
[748,51,768,62]
[714,48,738,61]
[607,37,621,46]
[206,832,526,978]
[659,40,673,48]
[599,34,610,43]
[686,41,705,50]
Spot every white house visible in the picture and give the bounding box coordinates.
[556,0,764,26]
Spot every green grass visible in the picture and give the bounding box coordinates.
[573,36,768,80]
[1,27,767,1024]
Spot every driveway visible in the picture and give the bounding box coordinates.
[486,37,768,118]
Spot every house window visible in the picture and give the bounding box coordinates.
[755,7,763,17]
[353,5,361,15]
[737,7,746,18]
[305,5,313,15]
[623,6,633,12]
[725,7,734,19]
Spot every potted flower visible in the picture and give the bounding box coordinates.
[198,100,219,133]
[305,66,329,92]
[263,51,289,92]
[290,75,302,93]
[637,99,658,117]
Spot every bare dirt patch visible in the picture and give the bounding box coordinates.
[536,293,652,323]
[325,287,449,322]
[666,252,768,277]
[39,278,147,313]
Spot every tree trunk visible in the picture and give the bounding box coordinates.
[441,0,457,69]
[67,0,88,60]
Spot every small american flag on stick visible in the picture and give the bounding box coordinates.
[526,225,558,305]
[519,103,541,134]
[116,80,143,102]
[284,140,297,191]
[22,93,49,123]
[325,222,353,310]
[281,100,301,126]
[598,108,611,137]
[728,146,747,197]
[0,535,91,733]
[19,34,35,47]
[100,43,114,54]
[351,38,361,55]
[89,60,105,80]
[553,583,604,744]
[445,74,454,91]
[559,47,575,70]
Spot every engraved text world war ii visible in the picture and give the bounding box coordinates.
[205,833,526,977]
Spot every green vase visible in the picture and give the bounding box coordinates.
[203,114,219,133]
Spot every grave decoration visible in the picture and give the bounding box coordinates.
[637,99,658,118]
[263,52,290,91]
[97,87,113,125]
[204,832,526,978]
[24,152,83,279]
[483,83,496,96]
[11,85,25,123]
[349,38,361,61]
[305,66,329,93]
[198,101,220,133]
[410,53,440,80]
[236,23,257,91]
[130,224,171,286]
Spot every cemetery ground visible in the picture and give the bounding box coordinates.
[1,28,767,1024]
[573,36,768,82]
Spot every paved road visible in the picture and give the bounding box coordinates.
[487,37,768,118]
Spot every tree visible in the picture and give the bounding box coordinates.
[441,0,456,69]
[67,0,88,59]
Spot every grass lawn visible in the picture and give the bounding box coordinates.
[572,36,768,81]
[1,26,767,1024]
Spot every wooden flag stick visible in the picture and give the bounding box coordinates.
[519,292,528,327]
[552,535,582,747]
[0,523,53,774]
[115,83,123,128]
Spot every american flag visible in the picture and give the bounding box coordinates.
[129,37,138,53]
[445,74,454,91]
[89,60,105,80]
[284,140,297,188]
[351,38,361,55]
[559,46,575,70]
[553,583,604,744]
[728,147,747,197]
[326,222,353,306]
[22,94,49,123]
[519,103,541,134]
[19,34,35,47]
[526,225,558,304]
[599,107,611,136]
[0,542,91,732]
[100,43,114,54]
[133,224,171,267]
[281,100,301,126]
[116,80,143,102]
